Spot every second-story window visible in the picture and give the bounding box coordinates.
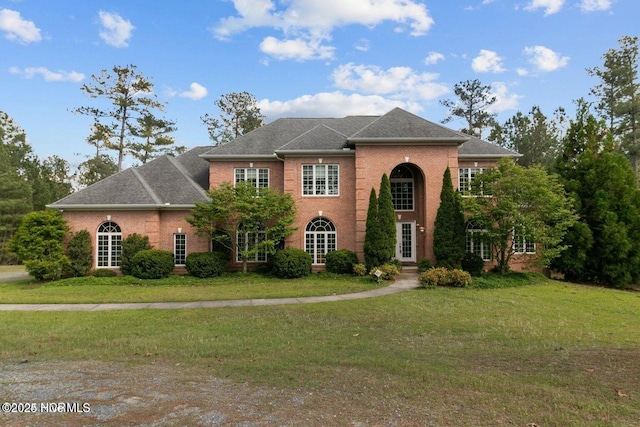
[302,164,339,196]
[235,168,269,188]
[459,168,485,196]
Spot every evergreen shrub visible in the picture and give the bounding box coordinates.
[120,233,151,276]
[462,252,485,276]
[130,249,175,279]
[272,248,312,279]
[185,251,228,278]
[65,230,93,277]
[325,249,359,274]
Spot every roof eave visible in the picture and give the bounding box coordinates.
[274,149,355,157]
[199,154,276,161]
[458,153,522,159]
[46,203,203,211]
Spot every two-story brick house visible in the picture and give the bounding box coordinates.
[48,107,518,271]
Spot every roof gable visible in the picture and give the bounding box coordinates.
[350,107,467,141]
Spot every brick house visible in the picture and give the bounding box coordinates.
[48,107,518,271]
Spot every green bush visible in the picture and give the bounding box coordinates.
[92,268,118,277]
[325,249,359,275]
[65,230,93,277]
[417,258,432,272]
[130,249,175,279]
[420,267,472,288]
[185,251,228,278]
[120,233,152,276]
[353,263,367,276]
[369,263,399,281]
[25,256,70,281]
[272,248,312,279]
[462,252,485,276]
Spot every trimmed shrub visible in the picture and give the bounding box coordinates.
[420,267,473,288]
[417,258,432,272]
[325,249,359,275]
[130,249,175,279]
[448,269,473,287]
[120,233,151,276]
[353,263,367,276]
[369,263,399,281]
[462,252,485,276]
[25,256,70,281]
[185,251,228,278]
[92,268,117,277]
[65,230,93,277]
[272,248,312,279]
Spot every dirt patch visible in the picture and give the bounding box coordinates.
[1,360,434,426]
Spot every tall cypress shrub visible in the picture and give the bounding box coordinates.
[434,167,466,268]
[378,173,397,263]
[364,187,381,269]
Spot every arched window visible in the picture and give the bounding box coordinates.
[97,221,122,267]
[390,165,414,211]
[466,221,491,261]
[305,217,336,264]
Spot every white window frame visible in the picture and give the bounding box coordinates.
[174,233,187,265]
[513,227,536,254]
[459,167,485,196]
[97,222,122,268]
[302,164,339,196]
[236,230,268,263]
[305,217,337,264]
[466,223,492,261]
[234,168,269,188]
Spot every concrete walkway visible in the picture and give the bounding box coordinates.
[0,272,420,312]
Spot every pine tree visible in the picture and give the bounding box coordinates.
[378,173,397,263]
[434,167,466,268]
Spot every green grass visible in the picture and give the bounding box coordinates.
[1,274,639,425]
[0,272,383,304]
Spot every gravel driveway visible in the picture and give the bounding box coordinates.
[1,360,429,426]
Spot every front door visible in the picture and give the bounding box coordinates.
[395,221,416,262]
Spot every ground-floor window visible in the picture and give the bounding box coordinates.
[513,227,536,254]
[236,226,267,262]
[97,221,122,267]
[174,234,187,265]
[305,217,336,264]
[466,221,491,261]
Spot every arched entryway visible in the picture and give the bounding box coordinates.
[390,164,426,263]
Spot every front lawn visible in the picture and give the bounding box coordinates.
[1,278,638,426]
[0,272,383,304]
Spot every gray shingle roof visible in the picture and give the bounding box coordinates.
[48,146,212,209]
[458,135,520,158]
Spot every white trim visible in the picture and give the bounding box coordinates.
[174,233,187,266]
[302,164,340,197]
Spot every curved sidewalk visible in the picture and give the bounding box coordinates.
[0,273,420,312]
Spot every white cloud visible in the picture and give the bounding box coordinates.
[98,11,134,48]
[524,0,565,15]
[424,51,445,65]
[178,82,208,100]
[258,92,421,120]
[9,66,84,82]
[579,0,612,12]
[487,82,522,113]
[354,38,370,52]
[213,0,434,60]
[0,8,41,43]
[523,45,569,71]
[260,35,335,60]
[516,68,529,76]
[472,49,505,73]
[332,63,449,100]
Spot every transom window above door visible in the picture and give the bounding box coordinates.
[390,165,414,211]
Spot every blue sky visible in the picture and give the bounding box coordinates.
[1,0,637,169]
